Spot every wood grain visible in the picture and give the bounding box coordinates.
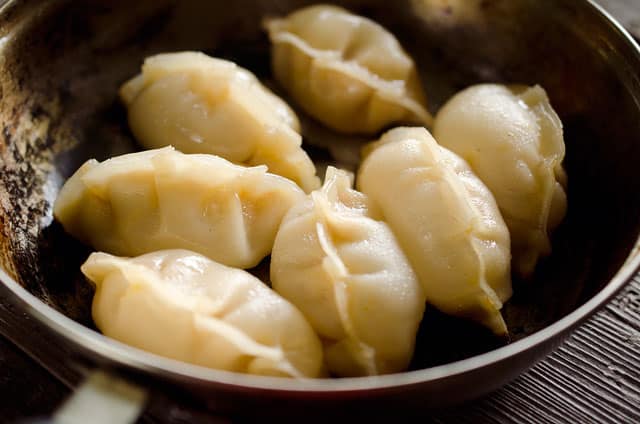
[431,279,640,423]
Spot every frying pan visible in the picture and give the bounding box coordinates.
[1,0,640,419]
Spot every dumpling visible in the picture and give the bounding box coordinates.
[433,84,567,276]
[81,250,323,377]
[54,147,305,269]
[265,5,432,135]
[120,51,320,192]
[271,167,425,376]
[357,127,512,335]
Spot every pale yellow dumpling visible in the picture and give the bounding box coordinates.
[357,127,512,335]
[82,250,324,377]
[433,84,567,277]
[271,167,425,376]
[54,147,305,269]
[120,51,319,192]
[265,5,432,134]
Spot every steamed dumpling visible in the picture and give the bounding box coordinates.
[433,84,567,276]
[357,127,512,335]
[120,51,320,192]
[271,167,425,376]
[265,5,432,134]
[82,250,323,377]
[54,147,305,269]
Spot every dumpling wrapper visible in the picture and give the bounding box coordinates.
[357,127,512,335]
[120,51,320,192]
[54,147,305,269]
[271,167,425,376]
[82,250,323,378]
[433,84,567,277]
[265,4,432,135]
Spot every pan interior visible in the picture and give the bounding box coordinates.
[1,0,640,371]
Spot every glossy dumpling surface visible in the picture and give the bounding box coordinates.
[120,51,320,192]
[271,167,425,376]
[82,250,323,377]
[265,5,432,134]
[357,127,512,335]
[433,84,567,276]
[54,147,306,269]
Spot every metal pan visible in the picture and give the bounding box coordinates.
[1,0,640,419]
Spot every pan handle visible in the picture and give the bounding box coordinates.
[52,371,147,424]
[20,371,147,424]
[0,282,148,423]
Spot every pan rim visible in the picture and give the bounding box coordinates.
[1,0,640,394]
[2,238,640,393]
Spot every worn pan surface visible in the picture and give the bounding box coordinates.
[1,0,640,418]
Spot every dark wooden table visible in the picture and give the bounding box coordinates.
[2,0,640,422]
